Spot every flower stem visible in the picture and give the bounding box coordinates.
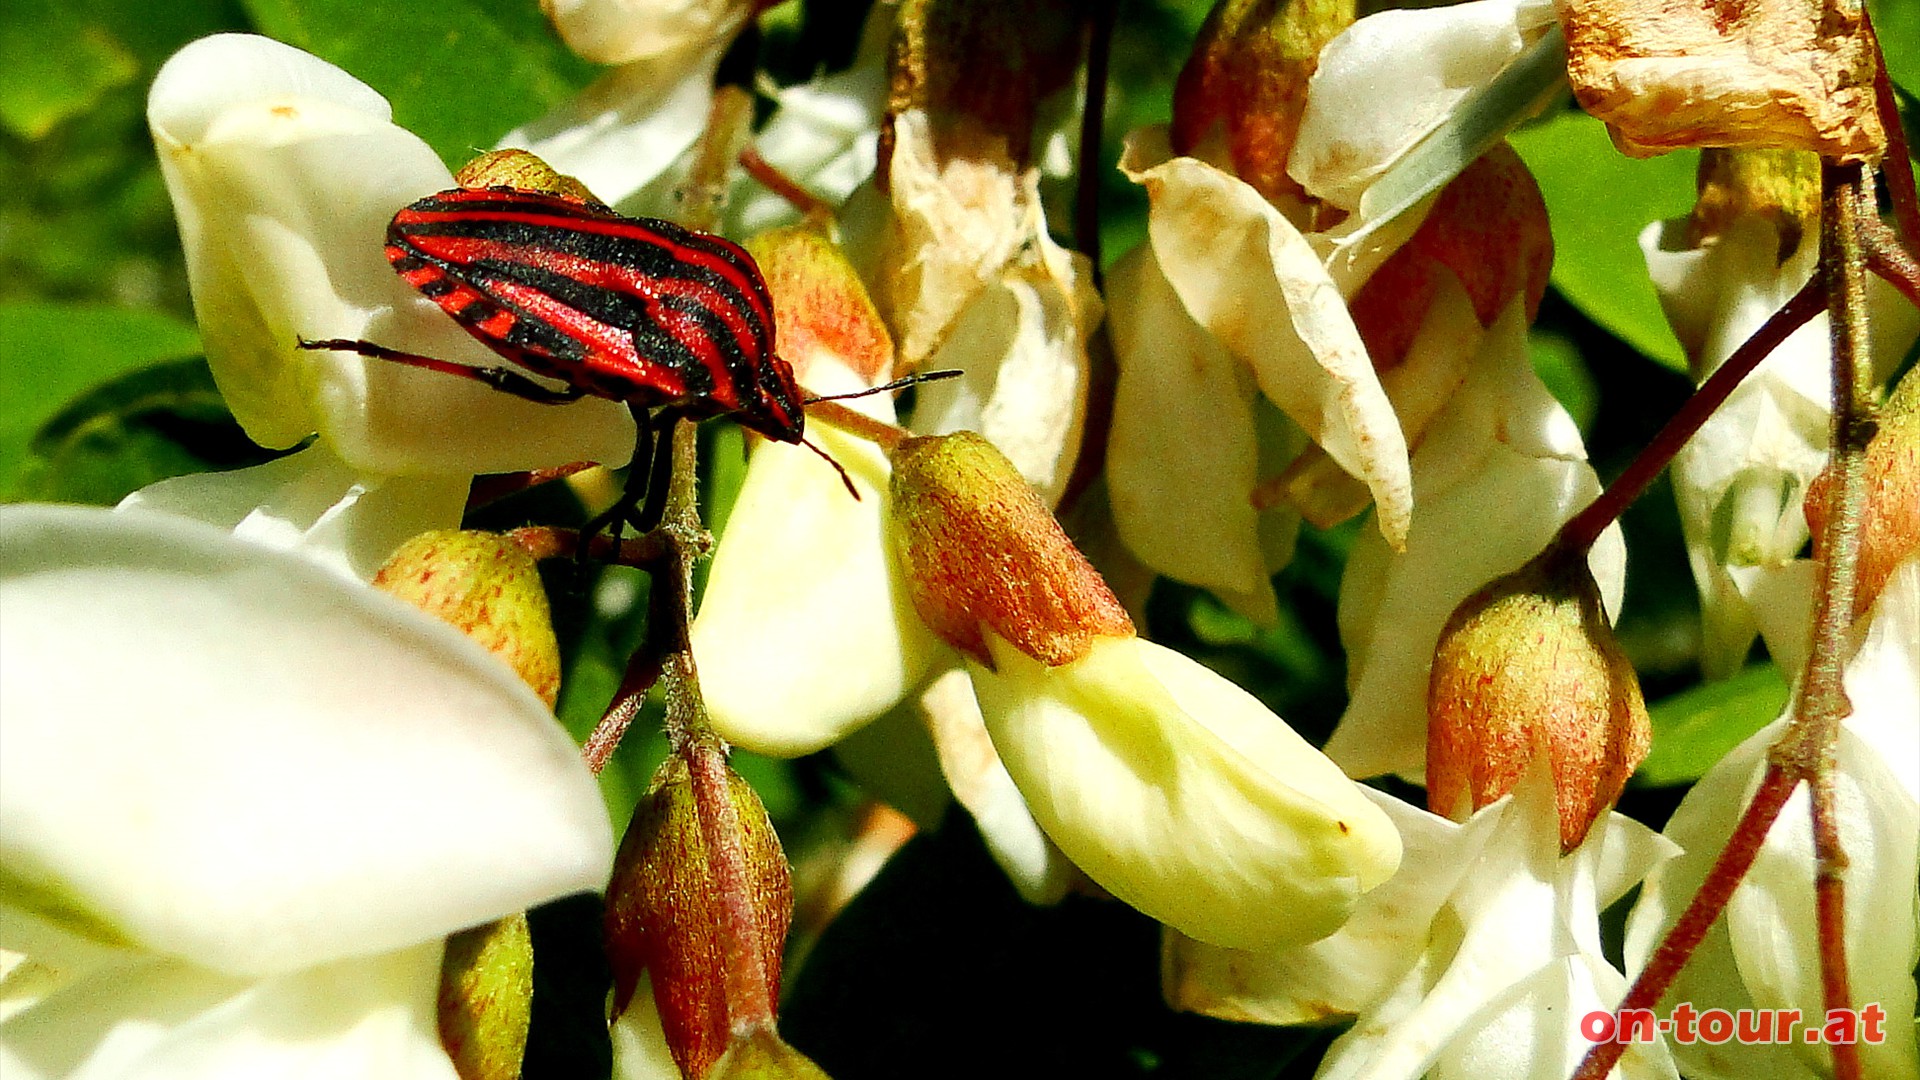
[1074,0,1118,280]
[1553,281,1824,554]
[1570,766,1799,1080]
[1572,159,1878,1080]
[739,145,832,219]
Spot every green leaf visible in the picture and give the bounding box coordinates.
[10,359,256,506]
[237,0,598,164]
[0,1,139,140]
[1638,662,1790,786]
[0,302,202,492]
[1870,0,1919,100]
[1511,110,1697,373]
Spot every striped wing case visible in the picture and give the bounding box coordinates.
[385,187,804,442]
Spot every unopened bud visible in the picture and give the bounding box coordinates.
[1349,144,1551,371]
[887,431,1134,668]
[438,914,534,1080]
[1807,364,1920,620]
[605,747,793,1080]
[1171,0,1355,204]
[1685,148,1821,260]
[706,1027,834,1080]
[373,531,562,707]
[1427,546,1650,852]
[456,148,603,206]
[746,226,895,387]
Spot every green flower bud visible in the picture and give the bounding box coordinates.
[373,530,562,708]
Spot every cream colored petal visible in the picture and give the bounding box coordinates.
[0,506,612,977]
[542,0,750,66]
[1164,790,1494,1024]
[117,444,467,581]
[693,419,948,758]
[0,943,455,1080]
[1105,244,1274,623]
[1327,317,1621,780]
[909,232,1098,506]
[1123,131,1412,550]
[971,634,1401,951]
[1290,0,1560,211]
[499,37,723,213]
[875,110,1033,367]
[149,34,633,475]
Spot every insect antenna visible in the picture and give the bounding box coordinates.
[802,368,962,405]
[801,436,861,500]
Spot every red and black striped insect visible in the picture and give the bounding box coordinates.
[303,184,898,535]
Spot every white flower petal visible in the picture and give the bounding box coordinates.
[693,421,948,757]
[0,505,612,977]
[149,34,634,474]
[909,235,1099,506]
[1626,558,1920,1080]
[1123,129,1413,550]
[0,942,455,1080]
[542,0,750,66]
[117,445,468,581]
[1289,0,1560,211]
[1327,318,1622,780]
[1106,245,1275,622]
[970,634,1401,951]
[500,38,723,213]
[1164,790,1498,1024]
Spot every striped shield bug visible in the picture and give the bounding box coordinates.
[303,184,936,535]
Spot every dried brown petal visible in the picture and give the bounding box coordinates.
[1807,363,1920,620]
[1559,0,1884,161]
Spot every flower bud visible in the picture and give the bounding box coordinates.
[605,747,793,1080]
[455,148,603,205]
[373,530,562,707]
[438,914,534,1080]
[1427,545,1649,851]
[746,225,895,387]
[887,431,1134,668]
[1171,0,1355,205]
[1807,363,1920,620]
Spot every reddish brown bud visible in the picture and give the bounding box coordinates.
[1349,144,1552,371]
[373,531,562,708]
[438,914,534,1080]
[746,226,896,387]
[1807,364,1920,620]
[605,746,793,1080]
[1427,546,1650,852]
[455,148,602,205]
[888,431,1134,668]
[1171,0,1355,205]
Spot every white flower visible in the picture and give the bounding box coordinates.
[135,34,633,578]
[0,503,612,1078]
[1167,765,1679,1080]
[1325,297,1625,781]
[1624,556,1920,1080]
[1645,211,1920,678]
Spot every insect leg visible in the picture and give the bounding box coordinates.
[297,338,588,405]
[575,405,662,562]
